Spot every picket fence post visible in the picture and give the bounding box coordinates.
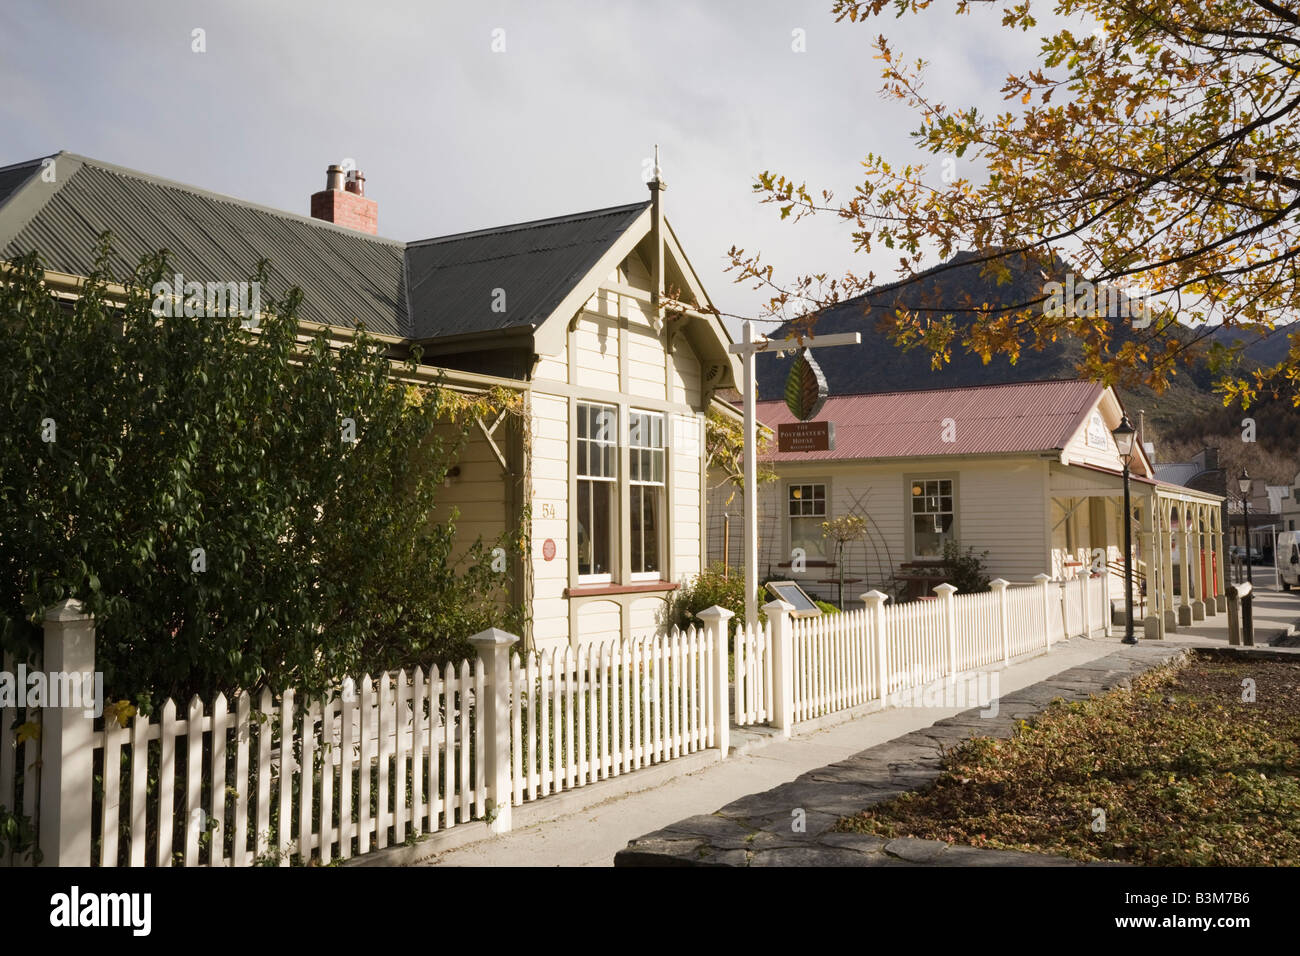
[763,599,795,738]
[1080,573,1090,638]
[39,599,96,867]
[469,627,519,835]
[696,605,734,756]
[1102,572,1113,637]
[861,591,888,704]
[934,583,958,680]
[1035,573,1053,649]
[990,578,1010,663]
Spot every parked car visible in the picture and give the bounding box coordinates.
[1229,545,1269,565]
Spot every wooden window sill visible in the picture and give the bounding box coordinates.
[565,581,679,598]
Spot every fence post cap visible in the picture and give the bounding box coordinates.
[44,598,91,622]
[695,605,735,622]
[762,599,795,614]
[933,582,958,596]
[1033,572,1052,583]
[468,626,521,648]
[859,590,889,604]
[989,578,1010,590]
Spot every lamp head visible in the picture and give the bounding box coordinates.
[1111,415,1136,463]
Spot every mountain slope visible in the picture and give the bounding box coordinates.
[751,251,1290,454]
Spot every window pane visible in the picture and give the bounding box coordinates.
[791,517,825,560]
[578,479,613,576]
[594,409,614,443]
[632,485,661,574]
[577,481,592,575]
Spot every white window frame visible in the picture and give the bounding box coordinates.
[576,401,618,584]
[628,409,666,582]
[906,475,957,560]
[787,482,829,563]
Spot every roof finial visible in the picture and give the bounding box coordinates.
[648,144,665,191]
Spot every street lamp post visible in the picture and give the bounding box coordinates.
[1112,415,1138,644]
[1238,470,1253,585]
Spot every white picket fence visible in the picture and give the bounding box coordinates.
[5,575,1112,867]
[736,573,1109,730]
[2,605,727,868]
[790,606,875,723]
[1061,572,1111,642]
[510,628,718,806]
[732,619,771,725]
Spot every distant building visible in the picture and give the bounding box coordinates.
[709,379,1226,637]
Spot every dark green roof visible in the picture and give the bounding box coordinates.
[0,152,649,344]
[406,202,648,339]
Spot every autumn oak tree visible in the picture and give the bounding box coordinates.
[729,0,1300,407]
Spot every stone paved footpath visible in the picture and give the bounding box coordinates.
[615,643,1194,867]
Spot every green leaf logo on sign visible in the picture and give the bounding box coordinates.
[784,348,828,421]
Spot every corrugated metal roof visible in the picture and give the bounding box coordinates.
[0,152,651,347]
[0,159,40,208]
[1154,463,1202,486]
[405,201,648,339]
[759,378,1104,462]
[0,153,410,337]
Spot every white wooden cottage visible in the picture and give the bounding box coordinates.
[0,152,739,651]
[709,379,1227,638]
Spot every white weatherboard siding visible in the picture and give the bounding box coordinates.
[708,457,1055,604]
[529,391,570,644]
[672,412,704,579]
[572,314,620,393]
[527,252,710,651]
[431,423,511,552]
[630,595,669,641]
[957,460,1049,583]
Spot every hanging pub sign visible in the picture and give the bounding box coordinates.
[778,420,835,452]
[779,348,835,452]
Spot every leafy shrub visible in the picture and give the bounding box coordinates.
[814,600,842,614]
[941,541,992,593]
[666,563,764,631]
[0,241,524,707]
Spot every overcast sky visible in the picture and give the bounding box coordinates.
[0,0,1053,334]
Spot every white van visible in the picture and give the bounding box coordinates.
[1278,531,1300,591]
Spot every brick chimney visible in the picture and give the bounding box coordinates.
[310,164,378,234]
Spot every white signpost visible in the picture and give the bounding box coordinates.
[728,321,861,629]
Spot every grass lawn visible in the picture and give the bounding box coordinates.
[836,655,1300,865]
